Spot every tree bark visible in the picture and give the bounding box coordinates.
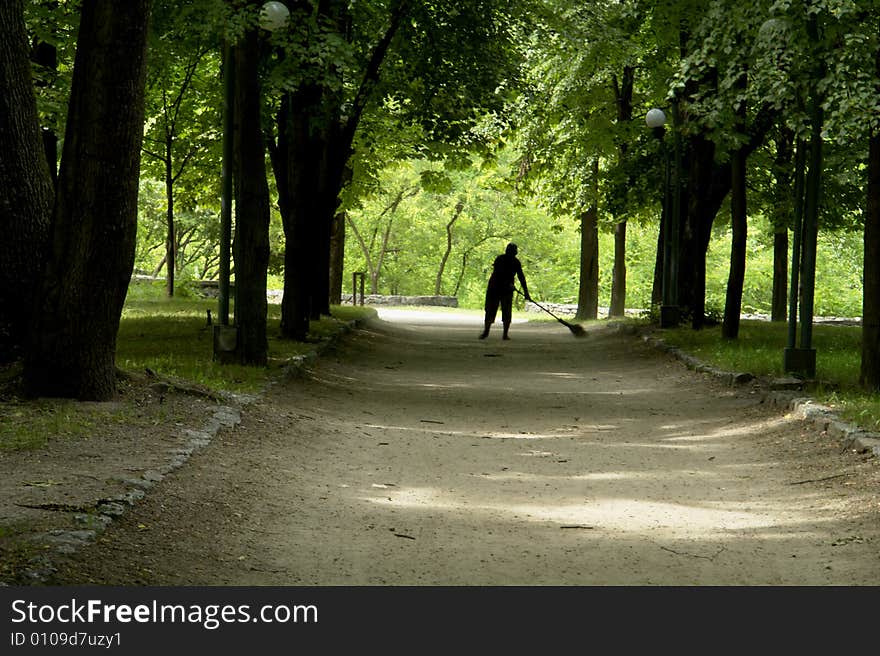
[609,66,634,318]
[165,136,176,297]
[610,221,627,317]
[771,128,794,322]
[861,121,880,388]
[576,158,600,321]
[24,0,152,400]
[722,72,748,340]
[272,0,408,333]
[0,0,54,361]
[722,146,747,339]
[861,23,880,390]
[328,164,353,306]
[277,88,319,340]
[329,209,346,306]
[232,17,270,366]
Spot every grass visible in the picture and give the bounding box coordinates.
[0,282,376,452]
[119,280,376,393]
[658,319,880,432]
[0,400,99,451]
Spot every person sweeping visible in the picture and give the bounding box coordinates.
[479,243,531,340]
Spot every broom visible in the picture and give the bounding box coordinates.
[515,288,587,338]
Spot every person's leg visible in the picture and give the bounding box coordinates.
[481,289,499,338]
[500,291,513,339]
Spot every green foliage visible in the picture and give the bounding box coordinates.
[342,156,866,320]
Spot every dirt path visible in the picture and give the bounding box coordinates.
[50,313,880,585]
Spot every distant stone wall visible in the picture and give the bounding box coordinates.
[524,302,644,319]
[341,294,458,307]
[131,276,458,307]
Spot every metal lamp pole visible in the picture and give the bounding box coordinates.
[647,108,679,328]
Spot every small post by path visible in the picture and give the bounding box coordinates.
[353,272,365,306]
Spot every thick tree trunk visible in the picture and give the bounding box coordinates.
[610,221,627,317]
[0,0,54,361]
[861,127,880,389]
[861,27,880,390]
[329,210,346,306]
[576,208,600,321]
[722,146,747,339]
[24,0,151,400]
[328,164,353,306]
[275,0,406,327]
[312,140,345,318]
[278,90,318,340]
[232,20,270,366]
[722,74,748,340]
[576,159,600,321]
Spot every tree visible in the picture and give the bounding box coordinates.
[230,0,272,366]
[141,0,219,297]
[267,0,528,339]
[23,0,152,400]
[0,0,54,361]
[858,9,880,389]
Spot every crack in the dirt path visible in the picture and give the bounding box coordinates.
[660,545,727,561]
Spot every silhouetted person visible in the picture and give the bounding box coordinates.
[480,243,530,340]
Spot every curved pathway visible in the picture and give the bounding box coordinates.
[52,313,880,585]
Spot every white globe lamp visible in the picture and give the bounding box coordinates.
[646,108,666,129]
[260,1,289,31]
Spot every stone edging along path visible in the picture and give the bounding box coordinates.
[631,325,880,460]
[13,317,367,584]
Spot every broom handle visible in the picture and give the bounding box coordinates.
[515,287,563,322]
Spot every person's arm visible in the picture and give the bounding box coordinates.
[517,263,530,300]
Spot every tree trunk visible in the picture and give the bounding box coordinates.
[165,139,176,297]
[329,209,346,306]
[275,0,407,329]
[0,0,54,361]
[861,25,880,390]
[311,138,345,318]
[610,221,627,317]
[328,165,353,307]
[651,214,663,310]
[862,114,880,388]
[232,18,270,366]
[609,65,633,318]
[722,72,748,340]
[276,90,315,341]
[576,159,599,321]
[24,0,152,400]
[722,146,747,339]
[435,199,464,295]
[771,128,794,322]
[772,228,788,322]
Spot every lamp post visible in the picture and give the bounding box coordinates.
[646,107,679,328]
[215,1,289,357]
